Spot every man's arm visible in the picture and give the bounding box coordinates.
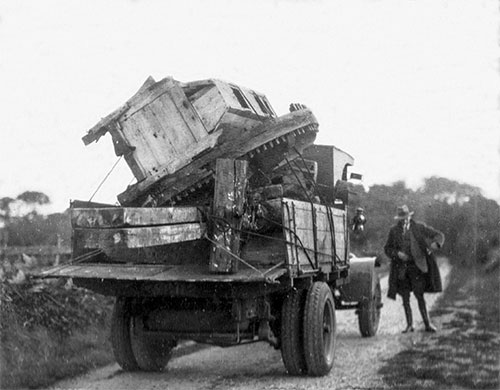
[420,222,445,249]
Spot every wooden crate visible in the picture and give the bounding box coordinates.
[83,76,276,184]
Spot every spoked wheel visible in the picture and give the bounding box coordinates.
[303,282,337,377]
[110,297,177,372]
[358,276,382,337]
[281,289,307,375]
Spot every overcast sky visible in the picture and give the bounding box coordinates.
[0,0,498,212]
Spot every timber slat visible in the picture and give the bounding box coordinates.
[209,159,248,274]
[74,223,206,249]
[279,198,347,272]
[70,207,203,228]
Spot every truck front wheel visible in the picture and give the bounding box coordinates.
[358,277,382,337]
[303,282,336,376]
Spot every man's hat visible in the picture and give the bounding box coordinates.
[394,205,414,220]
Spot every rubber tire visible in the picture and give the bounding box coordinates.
[303,282,336,377]
[110,297,139,371]
[280,289,307,375]
[358,277,382,337]
[130,314,177,372]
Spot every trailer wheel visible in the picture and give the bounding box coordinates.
[281,289,307,375]
[110,297,139,371]
[130,314,177,372]
[303,282,336,376]
[358,277,382,337]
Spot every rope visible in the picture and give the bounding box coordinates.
[292,146,323,203]
[284,156,314,204]
[40,249,104,278]
[88,155,123,202]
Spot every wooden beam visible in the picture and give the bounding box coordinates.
[70,206,203,228]
[209,159,248,274]
[74,223,206,249]
[82,76,156,145]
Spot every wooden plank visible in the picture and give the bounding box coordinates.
[249,184,283,201]
[74,223,206,249]
[70,207,203,228]
[118,87,203,178]
[240,231,286,266]
[42,263,286,284]
[191,86,228,133]
[166,80,208,142]
[82,76,156,145]
[280,198,347,272]
[216,108,264,133]
[209,159,248,274]
[186,84,213,102]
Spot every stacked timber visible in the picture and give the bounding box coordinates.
[71,206,209,264]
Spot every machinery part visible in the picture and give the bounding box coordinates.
[357,276,382,337]
[280,289,307,375]
[130,313,177,372]
[303,282,336,376]
[110,297,139,371]
[339,257,378,304]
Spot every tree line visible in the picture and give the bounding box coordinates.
[0,192,70,247]
[349,176,500,265]
[1,177,499,265]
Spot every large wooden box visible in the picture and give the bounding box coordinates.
[83,77,276,183]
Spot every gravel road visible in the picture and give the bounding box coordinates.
[46,260,451,390]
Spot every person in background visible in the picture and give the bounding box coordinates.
[351,207,367,232]
[384,205,445,333]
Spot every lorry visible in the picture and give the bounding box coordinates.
[41,76,381,377]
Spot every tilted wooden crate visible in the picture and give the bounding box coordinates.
[82,76,276,183]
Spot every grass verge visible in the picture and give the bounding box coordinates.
[0,280,114,389]
[379,264,500,389]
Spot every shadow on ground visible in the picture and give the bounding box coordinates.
[379,264,499,390]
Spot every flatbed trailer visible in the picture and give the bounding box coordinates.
[41,76,381,377]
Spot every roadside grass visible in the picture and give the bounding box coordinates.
[379,264,500,389]
[0,280,114,389]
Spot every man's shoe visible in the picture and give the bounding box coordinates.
[425,323,437,333]
[402,325,414,333]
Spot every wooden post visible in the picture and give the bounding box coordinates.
[54,234,62,265]
[209,159,248,273]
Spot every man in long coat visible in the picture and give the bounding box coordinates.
[384,205,444,333]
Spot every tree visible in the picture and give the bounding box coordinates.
[3,191,71,247]
[16,191,50,205]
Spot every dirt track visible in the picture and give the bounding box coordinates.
[46,260,451,390]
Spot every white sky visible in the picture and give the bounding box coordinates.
[0,0,499,212]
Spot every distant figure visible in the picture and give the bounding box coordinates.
[384,205,444,333]
[351,207,367,232]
